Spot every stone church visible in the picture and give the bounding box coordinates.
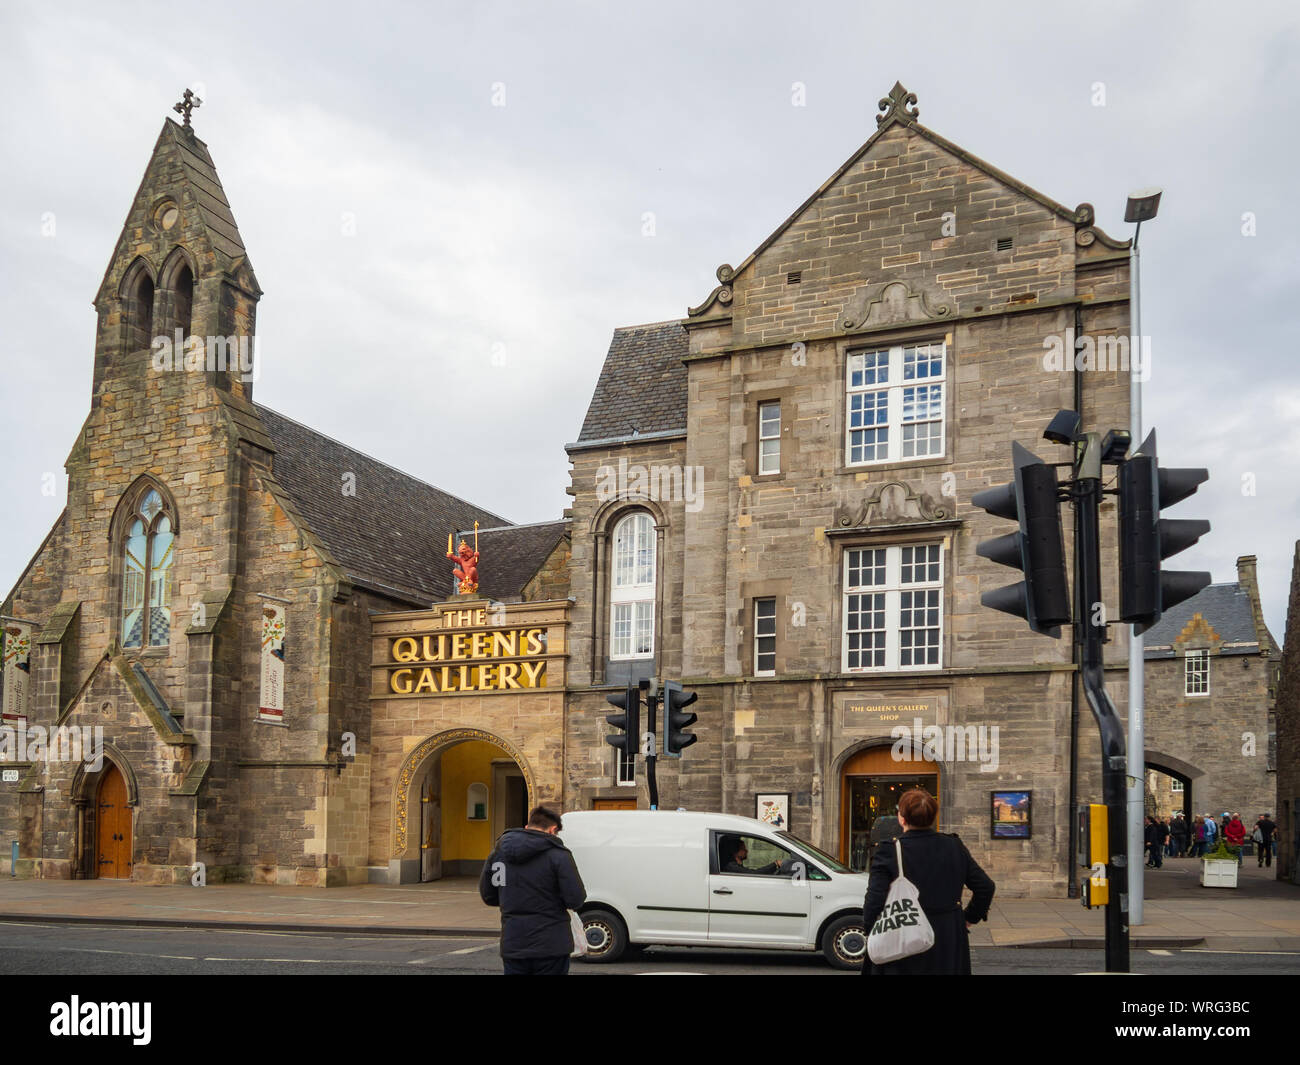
[0,114,567,885]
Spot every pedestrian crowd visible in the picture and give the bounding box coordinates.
[1144,810,1278,868]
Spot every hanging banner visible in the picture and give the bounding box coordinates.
[1,620,34,730]
[258,601,286,722]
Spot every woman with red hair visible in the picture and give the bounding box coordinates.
[862,788,995,975]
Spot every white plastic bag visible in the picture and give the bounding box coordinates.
[569,910,589,957]
[866,838,935,965]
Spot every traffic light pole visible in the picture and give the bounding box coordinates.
[644,681,659,811]
[1073,437,1130,974]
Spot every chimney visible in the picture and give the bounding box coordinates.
[1236,555,1271,656]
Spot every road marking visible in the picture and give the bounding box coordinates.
[1146,949,1172,956]
[1182,949,1300,956]
[447,943,497,956]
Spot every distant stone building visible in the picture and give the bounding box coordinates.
[1275,542,1300,883]
[1141,556,1278,825]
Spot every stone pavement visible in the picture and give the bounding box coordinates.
[1,857,1296,950]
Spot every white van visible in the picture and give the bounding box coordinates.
[560,810,870,969]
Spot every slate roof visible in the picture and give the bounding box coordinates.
[1143,582,1265,659]
[254,405,513,605]
[454,521,570,602]
[168,120,250,266]
[573,321,689,446]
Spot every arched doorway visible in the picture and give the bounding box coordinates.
[839,744,940,871]
[392,729,535,884]
[95,763,133,880]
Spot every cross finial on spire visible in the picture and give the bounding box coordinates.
[173,88,202,128]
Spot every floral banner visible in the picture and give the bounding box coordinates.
[1,621,33,729]
[258,602,286,722]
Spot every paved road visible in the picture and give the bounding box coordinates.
[4,921,1299,975]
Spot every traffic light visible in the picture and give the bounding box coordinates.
[662,680,698,756]
[605,683,640,760]
[973,441,1071,638]
[1118,429,1210,634]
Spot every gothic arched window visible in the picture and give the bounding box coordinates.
[609,511,655,659]
[121,488,175,649]
[121,260,156,353]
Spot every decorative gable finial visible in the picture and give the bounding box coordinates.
[876,81,918,127]
[173,88,202,129]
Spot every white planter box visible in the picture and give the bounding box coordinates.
[1200,858,1238,888]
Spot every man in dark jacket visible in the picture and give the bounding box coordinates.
[1256,814,1277,867]
[1144,817,1165,868]
[479,805,586,975]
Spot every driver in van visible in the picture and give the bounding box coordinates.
[720,835,783,875]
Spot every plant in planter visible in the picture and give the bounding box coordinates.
[1200,841,1239,888]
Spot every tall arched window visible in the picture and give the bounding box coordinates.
[609,512,655,659]
[173,264,194,341]
[121,260,155,353]
[121,488,175,649]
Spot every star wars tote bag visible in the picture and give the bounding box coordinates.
[866,838,935,965]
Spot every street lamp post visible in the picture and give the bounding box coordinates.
[1124,187,1161,927]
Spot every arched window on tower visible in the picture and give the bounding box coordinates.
[123,266,155,353]
[609,511,656,660]
[173,264,194,341]
[121,487,176,649]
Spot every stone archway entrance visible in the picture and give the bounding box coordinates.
[392,728,535,884]
[838,743,940,871]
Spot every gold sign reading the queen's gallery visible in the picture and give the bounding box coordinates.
[387,625,547,695]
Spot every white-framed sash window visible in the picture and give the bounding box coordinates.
[846,342,946,466]
[843,543,943,672]
[610,512,655,659]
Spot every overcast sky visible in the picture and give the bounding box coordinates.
[2,1,1298,638]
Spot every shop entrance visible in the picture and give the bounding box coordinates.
[839,746,939,871]
[416,739,529,881]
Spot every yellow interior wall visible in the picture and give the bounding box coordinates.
[439,741,498,861]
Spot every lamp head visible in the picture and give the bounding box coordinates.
[1125,187,1163,224]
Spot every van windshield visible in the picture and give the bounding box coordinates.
[775,831,853,873]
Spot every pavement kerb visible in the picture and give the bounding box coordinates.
[0,912,499,938]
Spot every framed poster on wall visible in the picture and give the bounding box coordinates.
[991,790,1032,839]
[756,793,790,832]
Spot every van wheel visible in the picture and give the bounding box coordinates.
[580,909,628,963]
[822,915,868,970]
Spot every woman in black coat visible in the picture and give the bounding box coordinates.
[862,788,995,975]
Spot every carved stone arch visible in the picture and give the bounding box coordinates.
[589,494,670,536]
[117,255,157,297]
[157,244,198,289]
[70,743,141,807]
[391,728,536,859]
[109,474,182,541]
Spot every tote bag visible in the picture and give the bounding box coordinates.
[866,837,936,965]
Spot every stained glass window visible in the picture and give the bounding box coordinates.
[120,487,175,649]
